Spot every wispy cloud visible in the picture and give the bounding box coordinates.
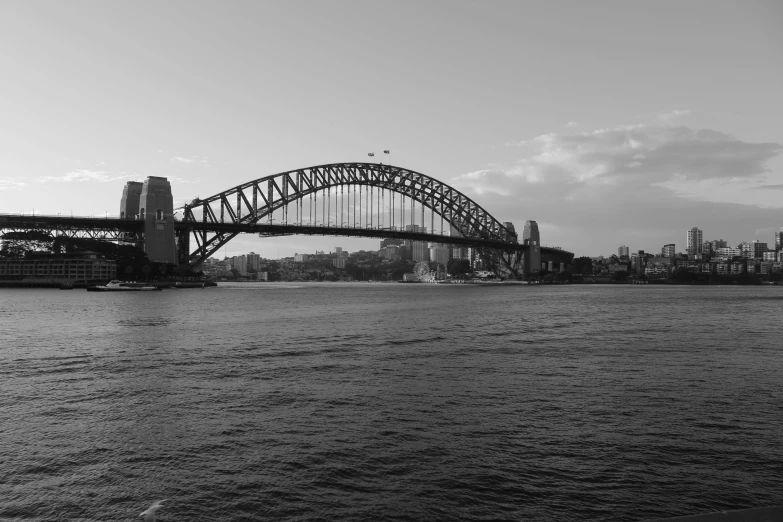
[0,179,27,190]
[453,123,782,198]
[39,170,126,183]
[165,175,200,185]
[565,121,579,128]
[171,156,209,166]
[753,184,783,190]
[657,109,692,122]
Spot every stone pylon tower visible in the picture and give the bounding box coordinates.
[137,176,177,264]
[119,182,143,220]
[523,220,541,275]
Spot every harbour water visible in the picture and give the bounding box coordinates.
[1,283,782,521]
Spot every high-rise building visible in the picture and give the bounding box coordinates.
[661,244,675,258]
[380,238,404,248]
[775,228,783,251]
[247,252,260,271]
[752,240,768,258]
[686,227,703,255]
[404,224,428,261]
[452,246,470,260]
[429,243,451,264]
[618,245,630,258]
[409,241,428,262]
[234,255,248,276]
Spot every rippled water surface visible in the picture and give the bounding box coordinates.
[1,283,782,521]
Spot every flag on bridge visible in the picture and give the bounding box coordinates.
[368,153,375,157]
[383,150,390,154]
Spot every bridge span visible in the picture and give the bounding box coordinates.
[1,162,574,279]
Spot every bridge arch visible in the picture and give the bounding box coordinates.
[179,163,520,268]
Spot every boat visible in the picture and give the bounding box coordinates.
[86,280,162,292]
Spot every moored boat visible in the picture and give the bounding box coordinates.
[86,280,162,292]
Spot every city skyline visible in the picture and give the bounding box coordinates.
[1,2,782,258]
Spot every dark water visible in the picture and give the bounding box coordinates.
[1,283,782,521]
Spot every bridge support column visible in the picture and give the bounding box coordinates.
[138,176,177,264]
[522,220,541,277]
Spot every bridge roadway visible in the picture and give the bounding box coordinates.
[0,213,572,266]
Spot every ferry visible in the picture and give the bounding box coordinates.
[86,280,162,292]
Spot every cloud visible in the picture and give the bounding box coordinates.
[657,109,692,122]
[39,170,126,183]
[448,120,783,255]
[171,156,209,166]
[453,124,781,195]
[165,175,200,185]
[565,121,579,128]
[0,179,26,190]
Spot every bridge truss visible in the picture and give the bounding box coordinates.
[180,163,525,277]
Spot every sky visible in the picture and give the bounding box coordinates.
[1,1,781,258]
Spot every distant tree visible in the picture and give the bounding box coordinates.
[671,267,695,283]
[229,268,241,279]
[612,270,630,281]
[557,271,573,282]
[0,231,54,258]
[447,258,471,277]
[571,256,593,276]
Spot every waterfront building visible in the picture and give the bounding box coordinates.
[774,227,783,251]
[731,262,744,275]
[715,247,741,259]
[0,254,116,281]
[762,251,777,261]
[618,245,630,258]
[661,244,675,258]
[332,258,347,269]
[686,227,703,255]
[716,263,729,275]
[293,254,309,263]
[739,242,754,259]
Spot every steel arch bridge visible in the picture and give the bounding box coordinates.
[178,162,533,276]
